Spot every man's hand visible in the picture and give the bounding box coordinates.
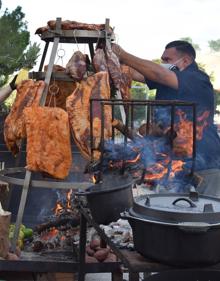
[111,43,123,59]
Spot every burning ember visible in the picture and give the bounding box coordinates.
[29,189,80,252]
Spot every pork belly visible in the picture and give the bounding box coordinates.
[4,80,45,155]
[23,106,72,179]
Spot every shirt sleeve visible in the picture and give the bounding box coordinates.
[144,78,160,90]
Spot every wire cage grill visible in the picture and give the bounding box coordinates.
[89,98,197,187]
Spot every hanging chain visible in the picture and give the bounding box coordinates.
[55,44,66,66]
[48,79,59,107]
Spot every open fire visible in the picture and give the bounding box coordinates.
[89,99,209,192]
[30,189,80,252]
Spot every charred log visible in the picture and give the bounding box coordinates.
[34,216,80,234]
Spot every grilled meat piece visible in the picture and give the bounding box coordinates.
[105,46,122,90]
[4,80,45,155]
[23,106,72,179]
[92,48,108,72]
[66,51,88,81]
[93,48,132,100]
[66,71,112,160]
[35,20,111,34]
[120,64,132,100]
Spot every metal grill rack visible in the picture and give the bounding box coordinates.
[90,98,197,184]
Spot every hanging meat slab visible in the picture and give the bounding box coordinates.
[4,80,45,155]
[23,106,72,179]
[92,48,108,73]
[93,48,132,100]
[66,71,112,160]
[66,51,88,81]
[120,64,132,100]
[105,46,122,90]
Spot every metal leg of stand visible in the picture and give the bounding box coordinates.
[78,213,87,281]
[39,36,60,106]
[112,270,123,281]
[11,170,32,252]
[38,41,49,71]
[129,271,139,281]
[39,18,61,106]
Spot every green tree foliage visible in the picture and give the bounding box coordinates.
[0,5,40,87]
[130,81,154,123]
[208,39,220,52]
[180,37,200,51]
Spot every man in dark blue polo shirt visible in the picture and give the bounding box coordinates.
[112,40,220,197]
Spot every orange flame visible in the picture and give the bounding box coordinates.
[54,202,63,216]
[126,153,141,164]
[41,227,58,240]
[92,175,97,184]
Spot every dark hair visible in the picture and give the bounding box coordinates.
[165,40,196,59]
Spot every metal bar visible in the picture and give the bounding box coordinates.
[162,105,175,183]
[38,41,49,71]
[88,42,95,59]
[112,270,123,281]
[146,104,151,134]
[78,213,87,281]
[130,103,134,131]
[0,168,92,189]
[29,71,75,81]
[11,170,32,252]
[90,99,94,161]
[191,104,197,175]
[40,29,109,42]
[99,102,105,180]
[90,98,195,106]
[39,18,61,106]
[170,104,175,149]
[128,272,139,281]
[116,90,126,124]
[112,101,115,141]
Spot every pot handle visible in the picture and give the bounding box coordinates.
[120,211,137,221]
[172,197,196,208]
[178,222,211,233]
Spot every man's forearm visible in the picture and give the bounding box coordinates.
[120,50,169,83]
[113,45,178,89]
[0,85,13,104]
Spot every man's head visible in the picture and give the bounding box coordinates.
[161,40,196,71]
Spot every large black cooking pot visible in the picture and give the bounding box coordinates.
[76,172,134,224]
[121,190,220,266]
[144,270,220,281]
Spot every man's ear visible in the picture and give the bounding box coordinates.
[182,55,192,68]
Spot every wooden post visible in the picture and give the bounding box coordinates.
[0,203,11,259]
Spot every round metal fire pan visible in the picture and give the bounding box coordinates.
[0,167,91,190]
